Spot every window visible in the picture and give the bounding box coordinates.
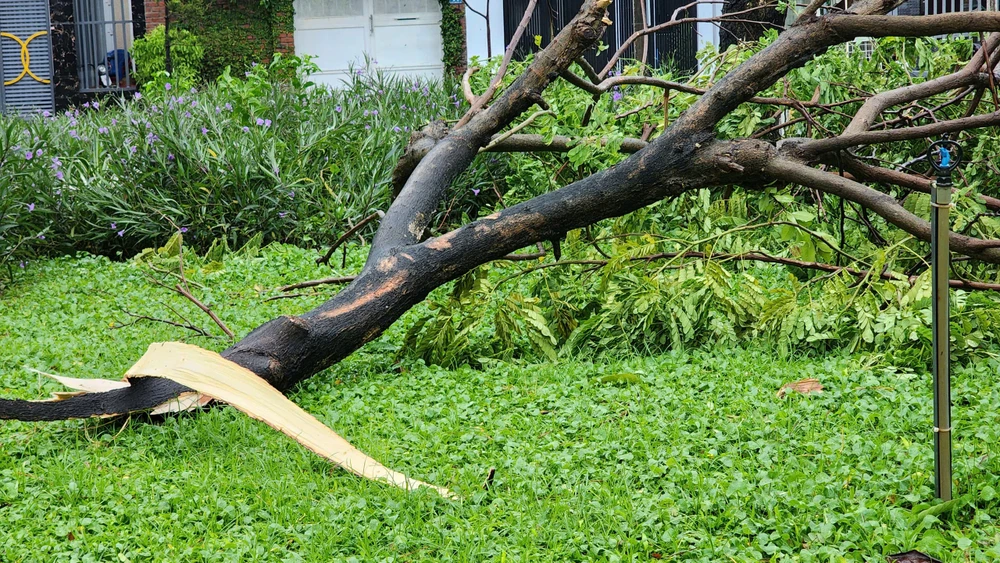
[73,0,135,91]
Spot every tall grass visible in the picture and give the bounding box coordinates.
[0,55,508,285]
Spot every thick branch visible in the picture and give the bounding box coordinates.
[795,111,1000,156]
[764,158,1000,261]
[830,155,1000,211]
[369,0,609,267]
[390,131,647,195]
[843,33,1000,134]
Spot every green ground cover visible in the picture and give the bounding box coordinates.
[3,248,1000,562]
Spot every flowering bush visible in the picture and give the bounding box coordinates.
[0,57,507,286]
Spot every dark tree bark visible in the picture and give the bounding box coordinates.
[7,1,1000,420]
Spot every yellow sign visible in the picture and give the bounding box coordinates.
[1,31,50,86]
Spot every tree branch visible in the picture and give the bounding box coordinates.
[316,211,384,266]
[764,157,1000,261]
[795,111,1000,156]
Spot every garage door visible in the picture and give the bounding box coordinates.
[294,0,443,87]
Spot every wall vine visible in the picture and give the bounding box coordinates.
[438,0,466,76]
[171,0,295,80]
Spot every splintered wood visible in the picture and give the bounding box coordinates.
[41,342,454,498]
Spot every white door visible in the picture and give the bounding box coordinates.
[372,0,443,79]
[294,0,443,86]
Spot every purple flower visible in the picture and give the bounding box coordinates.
[202,127,209,135]
[184,112,192,119]
[335,105,342,113]
[179,226,188,233]
[168,153,175,161]
[111,118,118,126]
[25,151,33,160]
[256,117,265,126]
[130,145,137,154]
[191,100,198,108]
[92,102,99,110]
[83,102,91,109]
[36,234,45,240]
[372,109,378,116]
[363,110,369,117]
[42,110,51,118]
[70,130,79,139]
[288,190,294,198]
[27,203,35,211]
[35,148,42,158]
[365,125,371,130]
[19,261,25,269]
[278,211,288,218]
[98,127,109,134]
[134,92,142,100]
[225,103,232,111]
[110,222,117,229]
[55,171,64,180]
[355,69,364,75]
[165,82,172,91]
[471,189,480,196]
[612,89,623,102]
[117,229,125,237]
[190,87,197,93]
[215,106,221,114]
[393,126,401,132]
[242,126,250,133]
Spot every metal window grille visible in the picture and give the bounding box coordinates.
[73,0,135,91]
[845,38,875,59]
[502,0,696,73]
[0,0,56,114]
[923,0,993,15]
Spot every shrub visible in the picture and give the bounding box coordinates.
[131,26,205,90]
[0,56,505,287]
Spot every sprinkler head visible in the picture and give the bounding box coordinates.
[927,138,962,176]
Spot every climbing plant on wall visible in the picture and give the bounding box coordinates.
[438,0,465,75]
[170,0,295,80]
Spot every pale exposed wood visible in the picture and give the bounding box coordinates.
[125,342,455,498]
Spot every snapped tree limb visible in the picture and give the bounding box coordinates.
[7,0,1000,448]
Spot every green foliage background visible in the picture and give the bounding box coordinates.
[131,26,205,87]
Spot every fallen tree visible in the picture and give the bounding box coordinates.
[5,0,1000,426]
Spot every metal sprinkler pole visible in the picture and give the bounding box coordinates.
[928,138,961,501]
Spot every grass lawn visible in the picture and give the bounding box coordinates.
[3,247,1000,562]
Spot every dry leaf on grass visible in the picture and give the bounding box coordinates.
[125,342,454,498]
[776,378,824,398]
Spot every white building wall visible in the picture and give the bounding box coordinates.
[696,1,723,53]
[464,0,506,62]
